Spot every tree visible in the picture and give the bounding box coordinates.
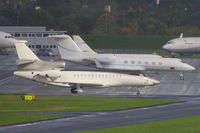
[92,13,115,34]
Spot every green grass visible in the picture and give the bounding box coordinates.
[77,115,200,133]
[0,96,178,112]
[82,35,175,49]
[0,92,26,95]
[0,113,62,126]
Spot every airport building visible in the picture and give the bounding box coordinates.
[0,26,67,53]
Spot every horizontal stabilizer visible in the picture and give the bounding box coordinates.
[17,59,35,65]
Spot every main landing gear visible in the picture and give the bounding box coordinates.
[136,88,141,95]
[71,85,83,94]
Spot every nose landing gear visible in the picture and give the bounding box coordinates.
[179,72,184,80]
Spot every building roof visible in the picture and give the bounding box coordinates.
[0,26,67,33]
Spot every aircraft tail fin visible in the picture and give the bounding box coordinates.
[72,35,96,54]
[49,35,82,59]
[14,40,40,62]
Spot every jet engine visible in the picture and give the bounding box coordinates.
[86,54,115,64]
[97,56,115,64]
[39,70,61,79]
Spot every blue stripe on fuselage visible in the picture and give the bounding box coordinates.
[55,43,78,52]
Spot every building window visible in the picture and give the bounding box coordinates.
[22,34,27,37]
[14,33,20,37]
[32,45,35,48]
[43,34,49,37]
[36,34,42,37]
[36,45,41,48]
[53,45,57,48]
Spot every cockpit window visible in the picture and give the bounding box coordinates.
[167,41,175,44]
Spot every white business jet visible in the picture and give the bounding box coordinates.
[50,35,195,80]
[163,33,200,55]
[0,31,15,48]
[13,40,160,94]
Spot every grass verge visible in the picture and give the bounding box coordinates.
[77,115,200,133]
[0,96,179,112]
[0,113,62,126]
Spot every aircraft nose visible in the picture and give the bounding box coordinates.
[146,78,160,86]
[184,64,195,71]
[163,44,171,50]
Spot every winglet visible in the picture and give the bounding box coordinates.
[180,33,183,38]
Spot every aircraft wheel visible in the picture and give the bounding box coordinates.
[71,88,78,94]
[180,76,184,80]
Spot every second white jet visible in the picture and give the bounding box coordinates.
[50,35,195,80]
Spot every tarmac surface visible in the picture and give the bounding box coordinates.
[0,55,200,96]
[0,55,200,133]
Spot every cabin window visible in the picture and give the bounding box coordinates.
[131,61,135,64]
[159,62,162,65]
[138,61,142,64]
[152,62,156,65]
[145,62,148,65]
[124,60,128,64]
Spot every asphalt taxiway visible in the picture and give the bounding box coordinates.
[1,96,200,133]
[0,56,200,96]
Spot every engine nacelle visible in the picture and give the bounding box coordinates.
[53,62,65,70]
[86,54,115,64]
[39,70,61,79]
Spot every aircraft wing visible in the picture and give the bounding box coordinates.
[55,81,103,88]
[108,66,146,71]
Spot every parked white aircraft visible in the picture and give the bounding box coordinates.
[163,33,200,55]
[50,35,195,80]
[0,31,15,48]
[13,40,160,93]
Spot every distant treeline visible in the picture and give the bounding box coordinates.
[0,0,200,35]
